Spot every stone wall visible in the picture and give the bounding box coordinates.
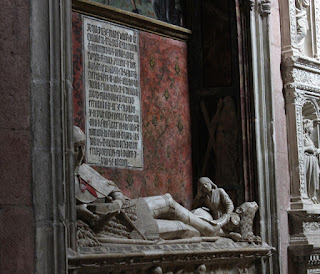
[0,0,34,273]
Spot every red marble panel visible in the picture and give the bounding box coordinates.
[72,12,85,132]
[72,17,193,208]
[99,32,193,208]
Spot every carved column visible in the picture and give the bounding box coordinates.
[248,0,280,272]
[30,0,74,272]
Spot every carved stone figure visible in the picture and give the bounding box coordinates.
[303,118,320,203]
[74,126,223,242]
[295,0,310,50]
[192,177,235,233]
[235,202,261,242]
[74,126,260,245]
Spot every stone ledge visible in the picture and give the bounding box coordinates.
[68,239,274,273]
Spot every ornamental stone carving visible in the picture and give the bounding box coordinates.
[303,221,320,232]
[286,0,320,57]
[303,118,320,203]
[292,68,320,92]
[295,0,310,50]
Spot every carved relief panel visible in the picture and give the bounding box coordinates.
[301,101,320,204]
[282,57,320,209]
[288,0,320,58]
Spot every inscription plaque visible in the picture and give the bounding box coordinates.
[83,16,143,169]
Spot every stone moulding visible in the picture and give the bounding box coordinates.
[289,245,320,273]
[249,0,279,272]
[68,241,274,273]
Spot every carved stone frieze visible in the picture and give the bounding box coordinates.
[68,240,273,273]
[295,56,320,70]
[303,222,320,233]
[292,68,320,93]
[282,56,320,93]
[308,268,320,273]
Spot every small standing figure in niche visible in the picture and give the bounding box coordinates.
[303,118,320,203]
[295,0,310,50]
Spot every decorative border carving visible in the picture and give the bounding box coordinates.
[295,56,320,71]
[295,104,306,195]
[292,68,320,93]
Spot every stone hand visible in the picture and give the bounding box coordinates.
[199,216,218,226]
[108,200,123,213]
[76,204,99,225]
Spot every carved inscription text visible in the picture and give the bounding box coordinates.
[83,16,143,169]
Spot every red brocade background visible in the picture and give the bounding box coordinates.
[72,12,193,208]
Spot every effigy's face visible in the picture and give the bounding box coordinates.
[202,180,213,193]
[74,141,85,166]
